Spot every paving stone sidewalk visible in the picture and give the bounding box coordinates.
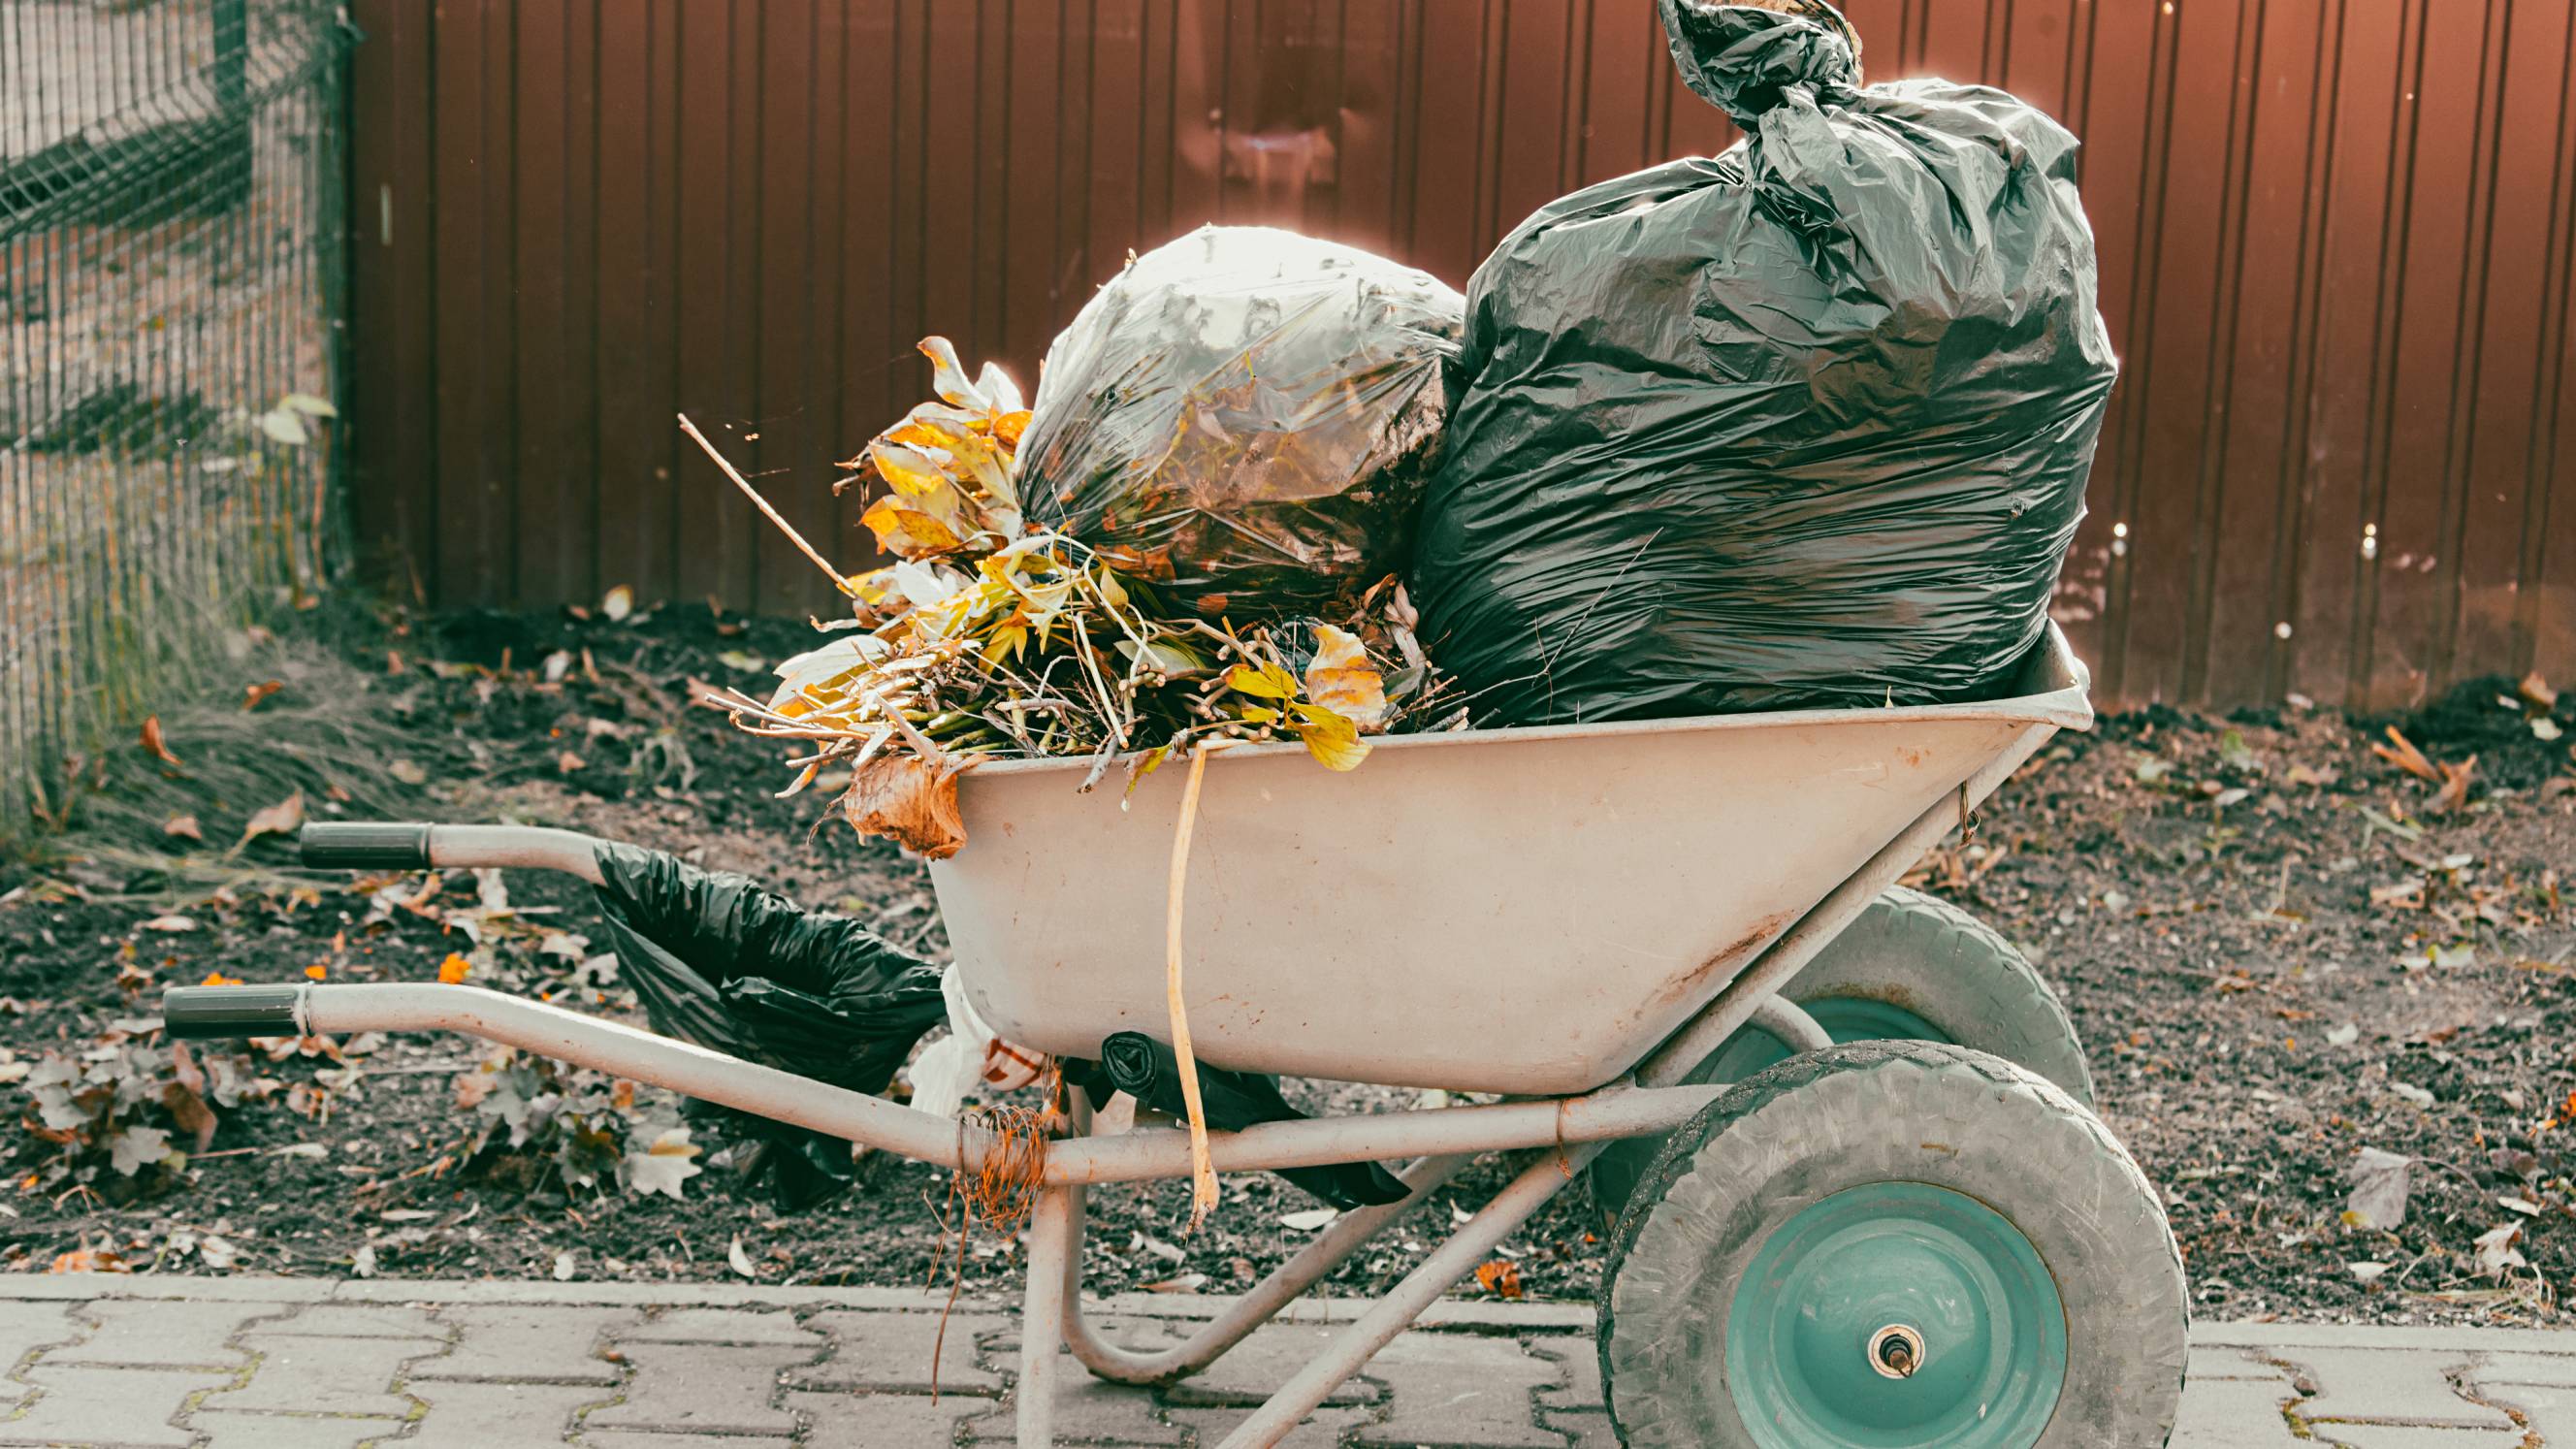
[0,1274,2569,1446]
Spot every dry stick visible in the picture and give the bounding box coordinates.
[676,413,847,594]
[1167,745,1221,1231]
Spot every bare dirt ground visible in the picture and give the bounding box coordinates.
[2,603,2570,1326]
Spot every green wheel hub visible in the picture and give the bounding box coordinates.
[1725,1181,2067,1448]
[1703,997,1949,1084]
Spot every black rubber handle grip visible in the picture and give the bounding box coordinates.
[299,822,432,870]
[161,985,305,1041]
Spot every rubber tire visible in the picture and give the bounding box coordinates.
[1591,886,2091,1223]
[1599,1041,2187,1448]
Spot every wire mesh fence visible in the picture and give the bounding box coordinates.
[0,0,350,834]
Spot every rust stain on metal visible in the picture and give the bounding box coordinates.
[1642,909,1800,1018]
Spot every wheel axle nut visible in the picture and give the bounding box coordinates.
[1868,1323,1926,1380]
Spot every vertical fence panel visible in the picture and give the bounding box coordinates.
[345,0,2576,711]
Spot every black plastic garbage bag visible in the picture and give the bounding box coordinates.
[1410,0,2115,724]
[1017,225,1465,623]
[591,842,948,1211]
[1075,1032,1410,1211]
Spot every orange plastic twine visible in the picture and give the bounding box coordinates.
[1166,745,1220,1231]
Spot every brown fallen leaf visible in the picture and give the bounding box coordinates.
[49,1247,129,1274]
[841,753,972,859]
[2431,755,2477,816]
[2522,671,2560,710]
[1474,1259,1525,1301]
[162,1080,218,1153]
[164,814,204,842]
[236,790,306,851]
[242,680,284,711]
[140,716,182,769]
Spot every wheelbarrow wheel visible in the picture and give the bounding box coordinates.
[1598,1041,2185,1449]
[1591,886,2089,1223]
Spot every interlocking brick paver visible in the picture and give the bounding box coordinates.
[51,1298,279,1368]
[405,1379,612,1448]
[0,1364,232,1447]
[964,1370,1181,1443]
[2309,1428,2529,1448]
[261,1303,449,1338]
[582,1435,783,1448]
[791,1388,992,1447]
[1545,1409,1620,1449]
[2477,1381,2570,1442]
[2476,1351,2576,1388]
[2283,1348,2509,1428]
[788,1309,1006,1395]
[1527,1335,1603,1411]
[188,1410,407,1447]
[2186,1342,2293,1382]
[581,1342,809,1435]
[2172,1377,2305,1447]
[417,1304,630,1383]
[1353,1332,1561,1448]
[0,1300,81,1402]
[618,1307,821,1346]
[207,1330,435,1417]
[1165,1403,1374,1448]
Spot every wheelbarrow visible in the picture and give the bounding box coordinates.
[160,622,2189,1447]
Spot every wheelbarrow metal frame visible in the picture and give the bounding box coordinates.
[163,641,2077,1445]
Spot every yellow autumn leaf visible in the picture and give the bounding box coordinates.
[1292,704,1371,771]
[1303,625,1388,729]
[437,952,471,985]
[860,497,967,558]
[1227,661,1301,699]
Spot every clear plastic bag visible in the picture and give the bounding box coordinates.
[1017,225,1464,623]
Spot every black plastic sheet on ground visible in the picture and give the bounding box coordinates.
[592,842,948,1211]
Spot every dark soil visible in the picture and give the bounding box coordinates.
[3,607,2571,1327]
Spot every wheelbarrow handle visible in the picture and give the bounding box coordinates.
[298,823,604,884]
[163,983,306,1041]
[299,821,432,870]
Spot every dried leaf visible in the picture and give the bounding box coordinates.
[2521,672,2560,710]
[1291,704,1370,772]
[726,1234,757,1279]
[162,1081,218,1153]
[110,1124,173,1176]
[141,915,199,933]
[163,814,203,842]
[2431,755,2477,815]
[237,790,306,850]
[242,680,284,711]
[1473,1259,1525,1301]
[553,1249,577,1281]
[625,1126,702,1201]
[49,1248,128,1274]
[140,716,182,768]
[842,753,971,859]
[437,953,472,985]
[1303,625,1389,728]
[1278,1208,1340,1233]
[601,584,635,622]
[2471,1221,2528,1278]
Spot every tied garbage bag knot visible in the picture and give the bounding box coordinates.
[1076,1031,1409,1212]
[1659,0,1863,125]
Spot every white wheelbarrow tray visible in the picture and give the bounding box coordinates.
[941,624,2091,1096]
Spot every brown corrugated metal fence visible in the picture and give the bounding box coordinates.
[344,0,2576,710]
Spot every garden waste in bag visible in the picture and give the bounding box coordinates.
[1411,0,2116,724]
[1072,1032,1409,1211]
[1017,225,1465,624]
[591,842,948,1210]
